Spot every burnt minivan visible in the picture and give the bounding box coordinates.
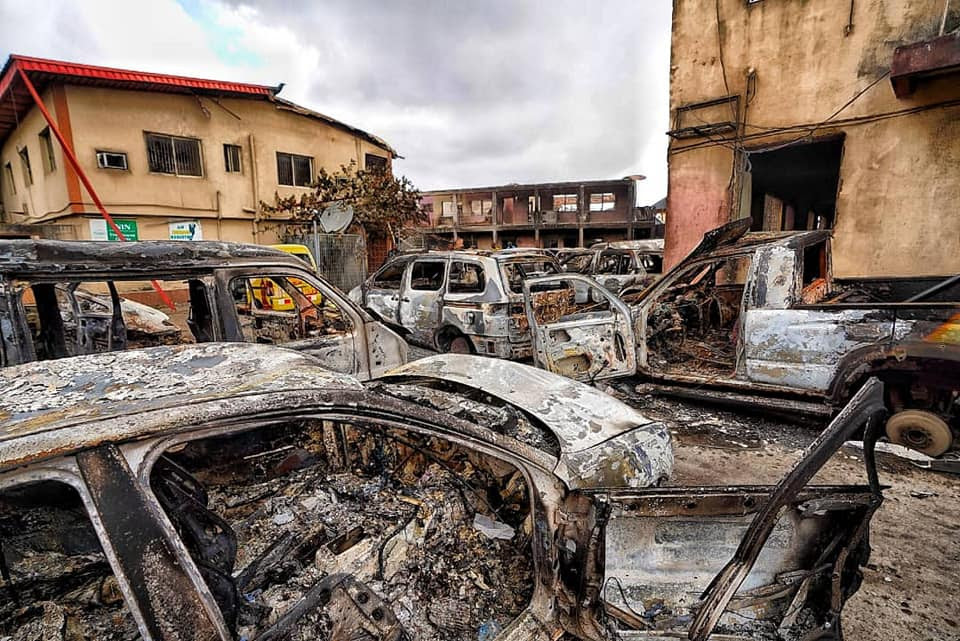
[349,250,560,358]
[0,239,406,379]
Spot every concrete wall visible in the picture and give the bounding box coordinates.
[667,0,960,277]
[0,83,392,245]
[0,87,71,222]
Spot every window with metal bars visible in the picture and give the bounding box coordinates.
[364,153,388,172]
[145,133,203,176]
[276,152,314,187]
[223,144,242,173]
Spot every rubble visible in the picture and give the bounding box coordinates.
[0,482,139,641]
[154,417,535,641]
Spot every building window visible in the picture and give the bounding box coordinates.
[589,192,615,212]
[3,162,15,195]
[18,147,33,186]
[470,199,493,217]
[276,152,313,187]
[553,194,577,212]
[441,201,455,217]
[224,144,242,173]
[365,153,388,172]
[38,128,56,173]
[145,133,203,176]
[96,151,128,170]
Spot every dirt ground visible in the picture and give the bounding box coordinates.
[620,390,960,641]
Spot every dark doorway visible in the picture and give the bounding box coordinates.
[746,136,843,231]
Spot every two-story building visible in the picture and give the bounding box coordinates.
[0,55,395,244]
[416,178,659,249]
[666,0,960,275]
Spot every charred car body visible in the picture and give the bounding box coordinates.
[0,342,887,640]
[349,250,560,357]
[0,239,406,379]
[525,219,960,456]
[556,240,664,302]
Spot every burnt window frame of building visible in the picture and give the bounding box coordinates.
[553,193,578,213]
[276,152,314,187]
[144,132,204,177]
[470,198,493,218]
[223,144,242,174]
[364,153,388,173]
[18,146,33,186]
[589,192,616,212]
[38,127,56,173]
[96,150,129,171]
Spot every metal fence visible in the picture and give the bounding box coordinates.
[285,231,368,293]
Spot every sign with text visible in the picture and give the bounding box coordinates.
[89,218,139,241]
[169,221,203,241]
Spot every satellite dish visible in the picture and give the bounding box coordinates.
[319,202,354,233]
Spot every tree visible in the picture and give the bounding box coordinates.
[260,161,426,240]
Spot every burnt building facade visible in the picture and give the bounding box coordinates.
[416,178,660,249]
[666,0,960,276]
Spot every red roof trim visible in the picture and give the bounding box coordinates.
[8,54,278,96]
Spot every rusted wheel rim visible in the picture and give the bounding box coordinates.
[885,409,953,457]
[448,336,471,354]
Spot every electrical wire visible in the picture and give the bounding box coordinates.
[670,95,960,156]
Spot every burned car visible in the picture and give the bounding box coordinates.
[22,284,184,351]
[0,342,886,640]
[556,240,664,302]
[525,219,960,456]
[349,250,560,357]
[0,239,406,379]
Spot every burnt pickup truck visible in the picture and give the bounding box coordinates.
[525,219,960,456]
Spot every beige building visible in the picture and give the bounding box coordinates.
[0,55,395,244]
[666,0,960,276]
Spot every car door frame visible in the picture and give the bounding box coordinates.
[588,379,887,640]
[633,250,763,387]
[0,456,231,641]
[362,256,413,327]
[399,257,449,347]
[523,273,637,382]
[214,265,367,377]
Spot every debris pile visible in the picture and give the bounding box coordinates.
[160,418,535,640]
[0,481,139,640]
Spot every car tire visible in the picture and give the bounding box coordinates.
[885,409,954,457]
[448,335,472,354]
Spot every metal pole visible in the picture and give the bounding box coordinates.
[312,214,321,274]
[16,67,175,310]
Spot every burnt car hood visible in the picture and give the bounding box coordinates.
[383,355,673,490]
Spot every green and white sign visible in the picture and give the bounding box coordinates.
[89,218,139,241]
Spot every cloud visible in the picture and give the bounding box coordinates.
[0,0,671,202]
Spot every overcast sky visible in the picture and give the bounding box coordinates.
[0,1,672,202]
